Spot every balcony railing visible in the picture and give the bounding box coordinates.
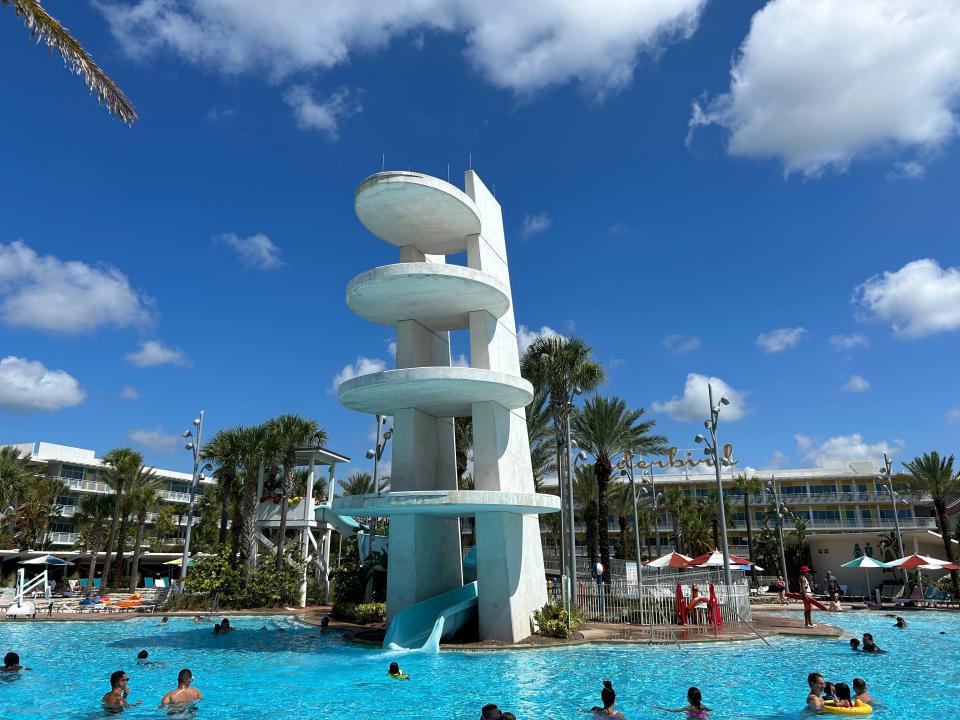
[59,476,197,504]
[47,532,79,545]
[730,516,937,531]
[730,490,932,505]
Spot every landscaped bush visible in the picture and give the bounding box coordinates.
[533,601,584,639]
[334,602,386,624]
[164,550,303,610]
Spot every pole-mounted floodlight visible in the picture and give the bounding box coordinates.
[179,409,205,590]
[694,434,706,443]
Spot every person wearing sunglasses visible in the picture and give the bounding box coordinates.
[806,672,825,710]
[101,670,142,711]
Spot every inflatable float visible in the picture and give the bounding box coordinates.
[821,700,872,715]
[785,591,828,611]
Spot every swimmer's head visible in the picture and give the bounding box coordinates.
[137,650,148,660]
[480,703,502,719]
[834,683,851,702]
[601,680,616,708]
[110,670,127,689]
[3,652,19,668]
[849,638,860,649]
[220,618,230,628]
[177,668,192,685]
[853,678,867,693]
[389,662,400,675]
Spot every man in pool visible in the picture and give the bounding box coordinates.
[806,672,825,709]
[2,652,25,671]
[102,670,141,710]
[161,668,203,706]
[481,703,504,719]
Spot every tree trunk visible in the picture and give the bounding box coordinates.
[86,542,100,591]
[218,490,230,547]
[276,463,293,570]
[230,503,242,564]
[711,518,719,549]
[744,496,758,585]
[596,457,612,583]
[935,501,960,599]
[240,472,258,583]
[112,512,130,586]
[129,517,146,592]
[585,507,598,566]
[616,516,629,559]
[100,491,122,589]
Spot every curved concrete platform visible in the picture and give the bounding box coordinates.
[355,172,481,254]
[332,490,561,518]
[346,263,510,331]
[338,367,533,416]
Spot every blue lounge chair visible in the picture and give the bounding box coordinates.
[144,578,155,589]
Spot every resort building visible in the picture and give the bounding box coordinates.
[2,441,213,549]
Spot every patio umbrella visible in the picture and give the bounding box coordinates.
[19,555,73,565]
[646,551,693,569]
[674,583,687,625]
[841,555,890,596]
[888,554,946,570]
[686,549,754,567]
[163,557,193,567]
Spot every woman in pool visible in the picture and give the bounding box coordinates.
[832,683,853,708]
[387,662,409,680]
[652,687,709,718]
[579,680,624,718]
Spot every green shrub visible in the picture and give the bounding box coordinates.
[533,600,583,639]
[332,601,386,624]
[163,550,304,610]
[538,618,571,638]
[331,563,367,607]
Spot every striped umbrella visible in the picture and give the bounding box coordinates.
[841,555,890,597]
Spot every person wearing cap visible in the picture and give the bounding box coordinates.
[800,566,816,628]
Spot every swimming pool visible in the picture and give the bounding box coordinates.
[1,610,958,719]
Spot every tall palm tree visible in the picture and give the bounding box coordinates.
[338,471,376,496]
[702,488,735,551]
[684,514,712,556]
[903,452,960,599]
[572,463,599,566]
[202,427,246,551]
[237,425,270,581]
[3,0,136,123]
[75,493,113,589]
[17,474,67,549]
[266,415,326,570]
[662,486,689,554]
[525,385,556,491]
[608,481,636,560]
[125,469,163,591]
[0,445,31,512]
[455,417,472,489]
[572,395,667,582]
[733,473,763,584]
[100,447,143,588]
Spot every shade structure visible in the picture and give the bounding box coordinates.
[888,554,947,570]
[686,549,754,568]
[841,555,890,596]
[646,551,693,569]
[20,554,73,565]
[939,563,960,571]
[163,557,193,567]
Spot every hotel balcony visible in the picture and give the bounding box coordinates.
[59,476,204,504]
[732,490,932,506]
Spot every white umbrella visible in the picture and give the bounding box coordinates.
[645,551,693,569]
[20,554,73,565]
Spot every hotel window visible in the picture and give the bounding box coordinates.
[879,509,913,521]
[754,511,766,525]
[811,510,840,522]
[845,510,856,523]
[56,493,79,506]
[781,486,807,496]
[861,509,873,521]
[60,464,85,480]
[695,488,710,498]
[841,484,852,493]
[857,484,868,493]
[168,480,190,494]
[809,484,837,495]
[732,512,745,526]
[50,521,73,533]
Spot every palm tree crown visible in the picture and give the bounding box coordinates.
[903,451,960,598]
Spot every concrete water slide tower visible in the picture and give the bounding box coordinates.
[333,170,559,643]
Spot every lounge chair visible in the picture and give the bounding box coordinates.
[144,578,155,589]
[895,585,924,607]
[155,578,166,589]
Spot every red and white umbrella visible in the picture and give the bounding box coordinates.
[888,554,948,570]
[686,549,754,568]
[645,551,693,569]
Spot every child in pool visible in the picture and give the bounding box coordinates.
[822,683,837,702]
[579,680,624,718]
[832,683,853,708]
[387,662,409,680]
[653,687,709,718]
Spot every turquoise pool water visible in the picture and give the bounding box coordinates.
[1,611,958,719]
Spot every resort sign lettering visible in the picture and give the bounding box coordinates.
[636,444,739,470]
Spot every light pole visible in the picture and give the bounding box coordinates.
[563,394,580,611]
[766,476,791,592]
[617,451,645,588]
[879,451,905,568]
[694,383,734,588]
[640,465,661,558]
[179,410,212,589]
[364,415,392,561]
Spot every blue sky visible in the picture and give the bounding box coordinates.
[1,0,959,479]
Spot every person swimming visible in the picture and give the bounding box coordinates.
[219,618,233,633]
[481,703,504,719]
[580,680,624,718]
[862,633,883,653]
[161,668,203,706]
[894,616,907,628]
[2,652,25,672]
[101,670,142,712]
[852,678,874,704]
[832,683,853,708]
[806,672,825,710]
[822,683,837,702]
[653,686,709,718]
[849,638,861,651]
[387,661,409,680]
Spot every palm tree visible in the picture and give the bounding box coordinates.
[903,452,960,599]
[17,474,67,549]
[125,469,164,591]
[791,516,810,577]
[572,395,667,582]
[0,445,31,512]
[702,488,735,551]
[455,417,472,489]
[609,481,635,560]
[2,0,136,123]
[266,415,327,570]
[684,514,712,556]
[338,471,377,496]
[733,473,763,584]
[237,424,270,581]
[100,447,143,588]
[662,486,689,554]
[572,463,599,566]
[201,427,246,551]
[75,493,113,589]
[525,386,556,490]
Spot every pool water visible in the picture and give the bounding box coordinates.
[1,611,958,719]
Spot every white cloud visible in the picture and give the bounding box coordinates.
[841,375,870,393]
[829,333,869,351]
[120,385,140,400]
[516,324,564,355]
[946,408,960,424]
[652,373,748,422]
[387,340,397,357]
[521,212,552,239]
[220,232,283,270]
[796,432,903,468]
[283,86,363,140]
[0,356,85,413]
[0,240,152,333]
[765,450,787,470]
[689,0,960,177]
[98,1,706,99]
[331,356,387,392]
[607,357,625,369]
[662,334,700,354]
[888,161,926,181]
[756,327,806,353]
[125,340,189,367]
[128,426,178,452]
[451,353,470,367]
[853,258,960,339]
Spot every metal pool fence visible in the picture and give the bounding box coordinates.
[569,570,752,626]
